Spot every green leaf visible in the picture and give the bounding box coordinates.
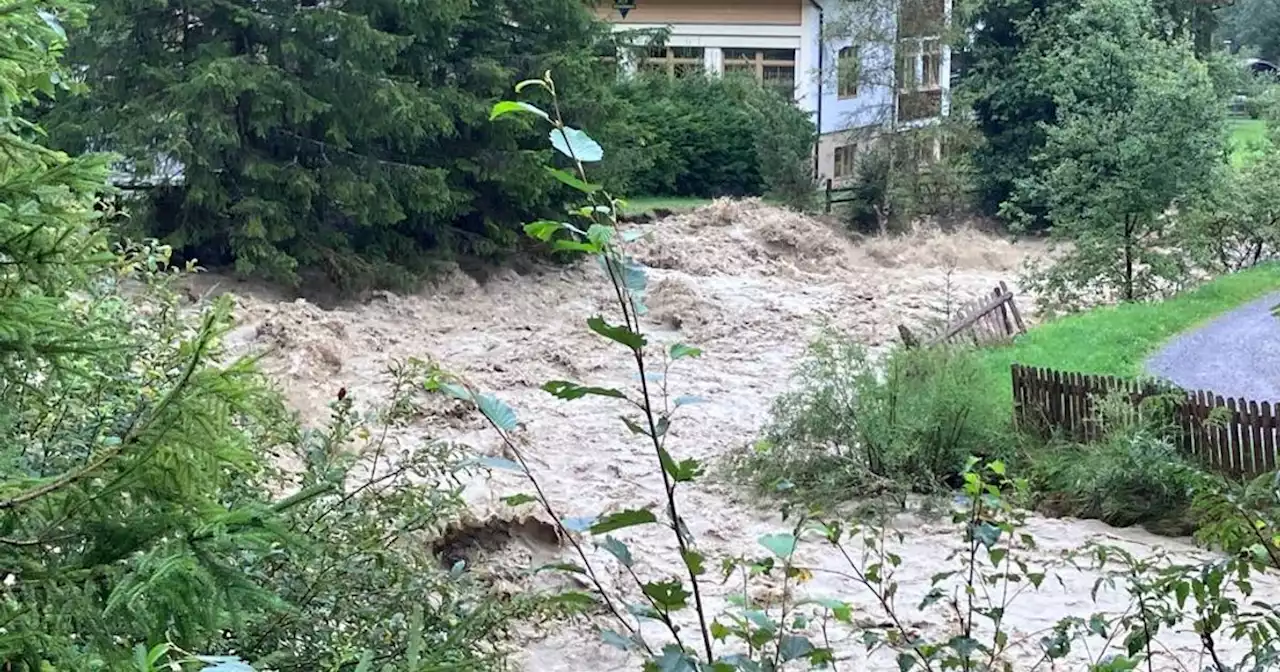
[587,316,646,350]
[477,394,517,431]
[658,450,702,483]
[515,78,549,93]
[549,127,604,162]
[601,536,634,567]
[948,636,981,659]
[146,643,170,667]
[542,380,627,401]
[600,629,634,651]
[681,548,707,575]
[669,343,703,360]
[652,645,699,672]
[805,597,853,623]
[759,533,798,559]
[524,220,566,241]
[562,517,594,532]
[553,239,599,253]
[972,522,1001,549]
[478,456,523,473]
[779,635,816,662]
[1124,628,1149,656]
[545,166,602,193]
[587,224,615,248]
[590,508,658,534]
[502,493,537,506]
[622,416,650,436]
[37,9,66,40]
[627,601,661,619]
[1175,581,1190,608]
[897,652,917,672]
[437,382,473,401]
[643,579,691,611]
[490,100,549,121]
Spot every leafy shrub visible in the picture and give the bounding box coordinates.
[1026,393,1204,534]
[730,336,1015,501]
[744,85,818,210]
[616,74,816,201]
[840,126,979,235]
[841,148,891,234]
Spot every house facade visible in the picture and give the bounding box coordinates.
[593,0,952,184]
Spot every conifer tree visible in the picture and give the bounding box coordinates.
[46,0,618,289]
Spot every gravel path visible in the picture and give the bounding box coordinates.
[1146,291,1280,401]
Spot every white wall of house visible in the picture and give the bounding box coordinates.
[603,0,952,184]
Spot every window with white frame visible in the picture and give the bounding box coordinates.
[641,46,705,78]
[723,48,797,95]
[897,38,942,92]
[837,46,859,98]
[833,143,858,179]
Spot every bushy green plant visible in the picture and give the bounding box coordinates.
[744,86,818,211]
[839,127,979,235]
[616,73,816,201]
[1025,392,1205,533]
[732,337,1016,502]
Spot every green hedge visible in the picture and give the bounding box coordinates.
[613,74,816,201]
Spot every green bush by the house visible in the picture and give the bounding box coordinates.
[613,73,816,205]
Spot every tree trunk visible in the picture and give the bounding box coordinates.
[1123,215,1135,301]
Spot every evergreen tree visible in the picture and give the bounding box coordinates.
[47,0,618,289]
[2,4,518,667]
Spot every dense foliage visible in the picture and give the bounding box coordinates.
[1012,0,1227,307]
[1221,0,1280,63]
[44,0,625,290]
[964,0,1231,227]
[614,74,816,203]
[729,337,1015,502]
[1,5,515,668]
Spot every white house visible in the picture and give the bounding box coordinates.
[594,0,952,184]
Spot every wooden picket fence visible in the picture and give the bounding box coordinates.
[900,282,1027,348]
[1011,364,1280,477]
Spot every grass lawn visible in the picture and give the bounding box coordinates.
[979,263,1280,400]
[1230,117,1271,166]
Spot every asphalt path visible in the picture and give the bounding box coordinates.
[1146,291,1280,402]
